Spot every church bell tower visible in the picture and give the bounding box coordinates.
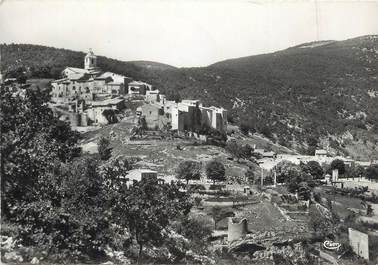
[84,49,97,70]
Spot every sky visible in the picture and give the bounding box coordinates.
[0,0,377,67]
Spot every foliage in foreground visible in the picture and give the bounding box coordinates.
[1,86,81,217]
[0,87,201,263]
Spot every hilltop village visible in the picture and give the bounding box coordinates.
[1,50,378,265]
[50,50,227,135]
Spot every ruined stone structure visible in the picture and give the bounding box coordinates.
[349,228,369,261]
[228,217,248,242]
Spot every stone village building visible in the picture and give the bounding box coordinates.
[50,50,155,126]
[50,50,228,131]
[139,98,228,133]
[51,49,151,103]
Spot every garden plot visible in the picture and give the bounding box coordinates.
[235,201,309,233]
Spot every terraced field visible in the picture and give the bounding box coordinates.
[80,117,261,178]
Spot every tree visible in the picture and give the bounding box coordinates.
[241,144,253,159]
[301,161,324,179]
[330,159,346,175]
[226,140,242,161]
[306,135,319,155]
[258,124,273,139]
[97,137,112,160]
[287,171,305,193]
[1,87,80,217]
[347,164,365,179]
[226,140,253,162]
[366,165,378,181]
[100,157,133,188]
[10,156,121,262]
[309,205,335,236]
[297,182,311,200]
[274,160,301,184]
[245,167,257,184]
[206,160,226,184]
[125,178,191,264]
[139,116,147,131]
[239,121,252,135]
[176,160,202,185]
[367,204,374,216]
[174,216,213,252]
[102,109,118,124]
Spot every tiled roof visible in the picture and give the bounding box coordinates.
[64,67,88,74]
[91,98,124,107]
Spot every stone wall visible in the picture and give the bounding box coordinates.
[349,228,369,260]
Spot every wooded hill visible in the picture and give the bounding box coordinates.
[2,35,378,159]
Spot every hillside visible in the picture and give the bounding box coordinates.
[0,44,174,84]
[130,60,177,70]
[1,35,378,159]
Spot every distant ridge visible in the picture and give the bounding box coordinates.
[129,60,177,70]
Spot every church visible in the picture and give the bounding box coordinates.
[51,50,136,102]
